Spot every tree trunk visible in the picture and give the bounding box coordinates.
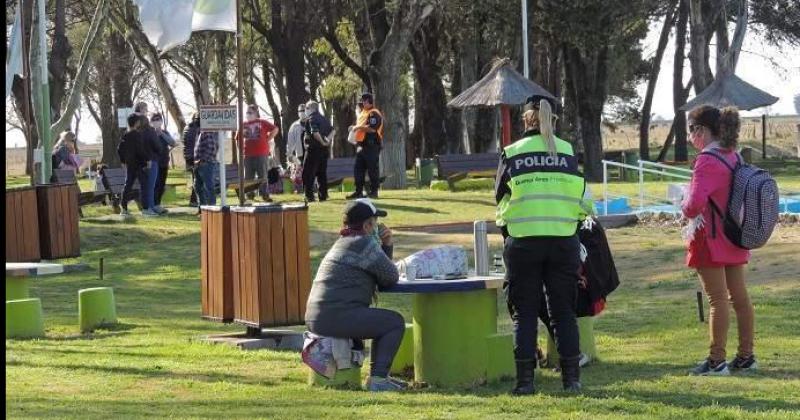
[688,0,716,94]
[673,0,691,162]
[563,45,608,181]
[106,29,133,166]
[331,98,356,158]
[49,0,72,122]
[639,1,678,161]
[410,12,449,158]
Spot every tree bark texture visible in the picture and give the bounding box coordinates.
[410,11,449,158]
[672,0,691,162]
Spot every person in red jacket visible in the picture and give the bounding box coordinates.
[682,105,755,376]
[237,104,279,202]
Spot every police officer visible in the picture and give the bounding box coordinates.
[302,100,334,202]
[348,93,383,199]
[495,95,592,395]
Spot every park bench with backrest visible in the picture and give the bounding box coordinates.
[215,164,265,197]
[98,167,142,212]
[325,157,386,189]
[436,153,500,190]
[51,169,109,215]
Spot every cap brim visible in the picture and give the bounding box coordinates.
[374,209,387,217]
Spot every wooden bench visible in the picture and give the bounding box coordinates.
[51,169,108,216]
[214,164,265,197]
[99,167,142,212]
[436,153,500,190]
[325,157,386,189]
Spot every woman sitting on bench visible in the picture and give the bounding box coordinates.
[305,199,407,392]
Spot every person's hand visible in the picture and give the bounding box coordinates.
[356,146,363,153]
[378,223,392,246]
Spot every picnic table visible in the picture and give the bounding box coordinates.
[382,274,514,387]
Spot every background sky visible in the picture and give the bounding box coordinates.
[5,20,800,149]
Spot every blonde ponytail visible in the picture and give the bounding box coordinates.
[538,100,558,157]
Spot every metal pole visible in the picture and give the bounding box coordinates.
[36,0,52,184]
[235,0,245,206]
[20,0,35,186]
[761,114,767,160]
[603,161,608,215]
[521,0,529,79]
[638,160,644,212]
[218,133,226,206]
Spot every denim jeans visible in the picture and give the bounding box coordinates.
[194,161,217,205]
[143,160,159,209]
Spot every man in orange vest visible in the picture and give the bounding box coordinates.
[348,93,384,199]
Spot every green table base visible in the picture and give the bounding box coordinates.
[6,278,30,301]
[390,323,415,375]
[413,288,512,387]
[308,367,362,389]
[7,298,45,339]
[545,316,597,365]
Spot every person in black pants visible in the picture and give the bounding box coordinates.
[150,113,177,212]
[182,113,201,206]
[302,101,333,202]
[348,93,383,199]
[116,114,150,217]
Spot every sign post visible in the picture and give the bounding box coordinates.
[200,105,238,206]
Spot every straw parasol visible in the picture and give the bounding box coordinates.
[448,59,556,148]
[681,73,779,158]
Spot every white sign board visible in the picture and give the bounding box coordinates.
[199,105,238,132]
[117,107,134,128]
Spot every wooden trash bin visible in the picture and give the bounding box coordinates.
[200,205,233,322]
[230,204,312,328]
[6,186,41,262]
[36,183,81,259]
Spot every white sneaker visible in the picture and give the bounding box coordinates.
[141,209,159,217]
[579,353,591,367]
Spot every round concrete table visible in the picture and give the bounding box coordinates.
[5,262,65,301]
[382,275,514,387]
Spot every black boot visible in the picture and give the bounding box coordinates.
[511,360,536,395]
[559,355,582,392]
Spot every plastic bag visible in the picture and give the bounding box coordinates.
[396,246,469,279]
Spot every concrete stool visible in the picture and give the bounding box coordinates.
[308,366,362,390]
[78,287,117,332]
[486,333,515,380]
[6,298,45,339]
[390,323,415,375]
[544,316,597,366]
[6,278,30,301]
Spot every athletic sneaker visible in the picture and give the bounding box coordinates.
[730,355,758,371]
[141,209,159,217]
[119,209,132,218]
[387,376,409,389]
[690,358,730,376]
[366,376,405,392]
[579,353,592,368]
[153,205,168,214]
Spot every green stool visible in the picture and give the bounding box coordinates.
[544,316,597,366]
[6,278,30,301]
[308,366,362,389]
[6,298,45,339]
[390,323,415,375]
[78,287,117,332]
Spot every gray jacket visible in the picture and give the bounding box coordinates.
[305,235,399,322]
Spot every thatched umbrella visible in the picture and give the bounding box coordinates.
[681,73,779,158]
[448,59,556,148]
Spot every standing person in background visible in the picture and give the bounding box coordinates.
[237,104,279,202]
[183,112,201,206]
[348,93,383,199]
[138,114,162,216]
[193,130,220,208]
[117,114,151,217]
[150,113,177,212]
[134,101,149,116]
[683,105,755,376]
[302,100,334,202]
[495,95,591,395]
[287,103,307,194]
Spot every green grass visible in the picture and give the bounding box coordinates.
[6,177,800,419]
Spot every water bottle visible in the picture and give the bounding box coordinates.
[473,221,489,276]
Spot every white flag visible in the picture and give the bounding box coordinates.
[5,5,23,99]
[135,0,237,53]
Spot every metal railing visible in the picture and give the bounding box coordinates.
[602,160,691,215]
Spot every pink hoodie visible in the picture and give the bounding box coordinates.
[682,147,750,265]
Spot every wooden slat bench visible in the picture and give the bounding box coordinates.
[436,153,500,190]
[325,157,386,189]
[215,164,264,197]
[51,169,109,211]
[99,167,142,212]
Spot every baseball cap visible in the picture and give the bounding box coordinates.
[344,198,387,225]
[360,92,374,103]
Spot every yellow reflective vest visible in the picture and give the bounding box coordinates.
[496,134,591,237]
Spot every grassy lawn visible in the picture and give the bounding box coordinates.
[6,176,800,419]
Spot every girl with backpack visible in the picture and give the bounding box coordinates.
[682,105,756,376]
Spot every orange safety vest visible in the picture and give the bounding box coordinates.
[355,108,384,143]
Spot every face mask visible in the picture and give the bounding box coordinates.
[246,113,256,122]
[152,121,163,129]
[304,109,314,119]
